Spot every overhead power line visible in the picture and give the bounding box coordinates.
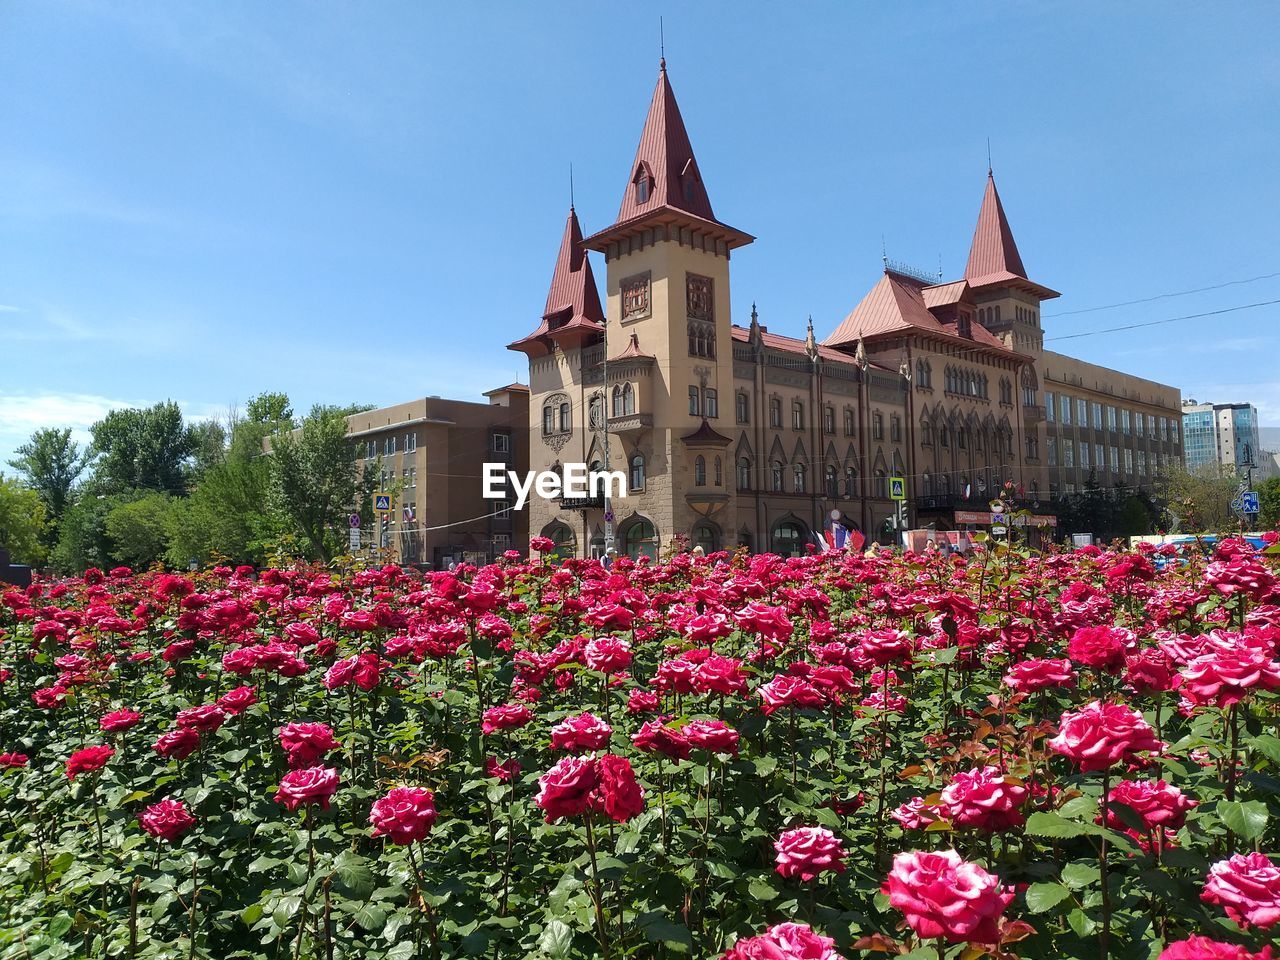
[1045,271,1280,318]
[1044,299,1280,343]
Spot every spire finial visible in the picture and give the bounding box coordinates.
[881,235,888,271]
[659,17,665,70]
[986,138,992,176]
[569,162,574,209]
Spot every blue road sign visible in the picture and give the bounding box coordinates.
[1242,491,1260,514]
[374,494,392,512]
[348,514,361,528]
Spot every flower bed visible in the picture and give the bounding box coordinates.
[1,536,1279,959]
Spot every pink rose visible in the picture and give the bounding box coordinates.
[940,766,1028,832]
[774,826,847,882]
[550,712,613,753]
[1003,658,1076,694]
[722,922,843,959]
[682,719,741,756]
[482,703,534,736]
[1067,625,1135,672]
[66,745,114,780]
[100,709,143,732]
[1048,701,1163,772]
[279,722,340,769]
[217,685,258,715]
[535,755,599,822]
[1159,936,1272,960]
[583,637,632,674]
[1179,649,1280,708]
[883,849,1013,944]
[369,786,437,845]
[1202,852,1280,930]
[153,728,201,760]
[275,766,340,812]
[589,754,644,823]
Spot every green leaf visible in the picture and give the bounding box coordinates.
[929,646,959,665]
[272,895,303,929]
[386,945,416,960]
[753,756,778,777]
[47,913,74,938]
[333,850,376,900]
[1061,863,1100,889]
[1025,882,1073,913]
[354,902,387,931]
[117,789,152,807]
[1026,811,1089,838]
[747,879,778,901]
[1218,799,1269,840]
[636,911,692,951]
[1067,907,1097,937]
[538,919,574,958]
[1251,734,1280,765]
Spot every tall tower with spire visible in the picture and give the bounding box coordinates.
[964,170,1059,355]
[577,59,754,556]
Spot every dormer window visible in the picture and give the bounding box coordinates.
[633,164,653,204]
[680,159,699,204]
[957,312,972,338]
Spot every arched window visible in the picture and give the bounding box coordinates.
[559,402,571,432]
[890,415,901,442]
[771,460,784,492]
[875,469,887,498]
[844,466,857,498]
[792,401,805,430]
[921,417,933,446]
[634,166,651,204]
[825,464,838,499]
[736,392,750,424]
[793,463,806,493]
[771,520,808,557]
[624,383,636,415]
[714,456,722,486]
[609,386,621,418]
[694,455,707,487]
[843,408,855,436]
[958,427,968,450]
[622,518,658,561]
[737,458,751,491]
[542,522,576,560]
[542,405,554,435]
[629,454,646,492]
[873,412,884,440]
[691,521,719,554]
[769,397,782,427]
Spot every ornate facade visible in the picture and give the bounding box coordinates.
[509,61,1182,558]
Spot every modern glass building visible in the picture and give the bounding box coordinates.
[1181,400,1260,475]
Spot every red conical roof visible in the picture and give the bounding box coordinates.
[508,207,604,358]
[613,60,716,225]
[963,172,1059,299]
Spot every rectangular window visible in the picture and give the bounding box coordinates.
[1122,410,1131,434]
[406,432,417,453]
[824,407,835,434]
[1124,448,1133,473]
[492,533,511,552]
[1091,403,1102,429]
[366,440,377,459]
[704,388,718,419]
[492,433,510,454]
[494,500,511,519]
[1045,393,1055,423]
[1109,446,1118,471]
[769,399,782,428]
[1077,398,1087,426]
[402,501,416,522]
[1107,406,1117,431]
[1064,439,1075,467]
[1095,444,1104,469]
[1047,437,1058,466]
[736,392,750,424]
[844,408,855,436]
[1061,395,1072,425]
[688,386,700,417]
[384,436,396,456]
[792,402,804,430]
[1080,442,1090,469]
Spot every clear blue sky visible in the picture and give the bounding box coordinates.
[3,2,1278,468]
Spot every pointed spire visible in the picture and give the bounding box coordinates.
[612,60,715,224]
[854,337,868,371]
[965,170,1028,282]
[543,206,604,325]
[804,315,818,361]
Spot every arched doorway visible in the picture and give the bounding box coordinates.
[770,518,809,557]
[541,521,577,561]
[691,520,720,554]
[621,517,660,561]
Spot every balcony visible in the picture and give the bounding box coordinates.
[607,412,653,436]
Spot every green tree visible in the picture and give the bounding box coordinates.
[229,392,295,463]
[88,401,197,495]
[166,457,280,567]
[0,473,49,566]
[1154,464,1240,533]
[104,493,173,569]
[7,427,88,525]
[52,495,116,572]
[189,419,228,478]
[1258,475,1280,530]
[269,405,375,561]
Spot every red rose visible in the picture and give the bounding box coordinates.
[757,675,826,715]
[66,744,114,780]
[138,798,196,843]
[486,756,522,782]
[1202,852,1280,930]
[583,637,632,674]
[535,755,598,822]
[1104,779,1196,832]
[1067,625,1135,672]
[589,754,644,823]
[278,722,340,769]
[369,786,437,845]
[693,654,750,695]
[217,685,258,715]
[275,766,341,812]
[627,689,660,714]
[774,826,847,882]
[1180,649,1280,709]
[175,704,227,733]
[631,719,692,761]
[1048,700,1163,772]
[0,753,30,769]
[883,849,1013,944]
[100,709,143,733]
[481,703,534,736]
[550,712,612,753]
[153,728,201,760]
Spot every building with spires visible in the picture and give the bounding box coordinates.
[509,60,1183,557]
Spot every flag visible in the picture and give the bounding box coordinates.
[847,529,866,552]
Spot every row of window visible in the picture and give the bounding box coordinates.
[1046,438,1171,476]
[364,433,418,459]
[1046,395,1180,442]
[919,419,1015,456]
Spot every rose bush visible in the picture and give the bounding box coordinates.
[0,529,1278,958]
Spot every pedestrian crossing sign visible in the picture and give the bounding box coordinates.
[889,477,906,501]
[374,494,392,512]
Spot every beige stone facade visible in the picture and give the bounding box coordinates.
[509,62,1183,557]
